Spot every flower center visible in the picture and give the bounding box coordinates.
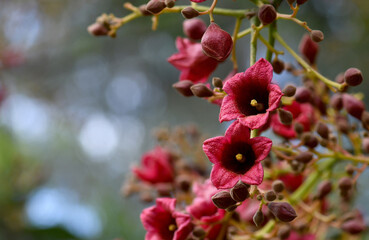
[235,153,246,163]
[168,224,177,231]
[250,99,264,112]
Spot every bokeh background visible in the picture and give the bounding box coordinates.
[1,0,369,239]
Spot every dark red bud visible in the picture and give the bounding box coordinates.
[181,7,200,19]
[337,117,350,134]
[330,94,343,111]
[282,85,296,97]
[316,122,329,139]
[87,23,109,36]
[258,4,277,25]
[338,177,352,191]
[295,151,314,164]
[295,87,312,103]
[341,219,366,235]
[212,191,237,209]
[172,80,194,97]
[164,0,175,8]
[212,77,223,88]
[268,202,297,222]
[316,180,332,199]
[265,190,277,201]
[302,133,318,148]
[299,34,318,64]
[344,68,363,87]
[272,180,285,193]
[310,30,324,42]
[190,83,214,97]
[176,175,191,192]
[346,164,355,176]
[278,109,293,125]
[272,58,285,74]
[277,225,291,240]
[201,23,233,62]
[342,94,365,119]
[146,0,166,14]
[253,210,264,227]
[183,18,207,40]
[230,181,250,202]
[139,5,153,16]
[294,122,304,135]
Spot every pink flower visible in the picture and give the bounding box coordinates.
[203,120,272,189]
[219,58,283,129]
[287,231,315,240]
[168,37,218,83]
[141,198,193,240]
[271,101,315,139]
[133,146,174,184]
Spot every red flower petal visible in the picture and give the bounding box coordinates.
[211,163,239,189]
[240,163,264,185]
[225,120,251,143]
[203,136,227,164]
[250,136,273,163]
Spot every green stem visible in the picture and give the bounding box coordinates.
[265,21,276,62]
[231,18,243,70]
[253,220,276,239]
[258,34,283,56]
[250,19,259,66]
[216,212,233,240]
[237,27,252,39]
[164,5,251,18]
[251,129,259,138]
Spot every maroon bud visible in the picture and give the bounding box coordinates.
[299,34,318,64]
[193,226,206,238]
[265,190,277,201]
[183,18,207,40]
[337,116,350,134]
[330,94,343,111]
[272,180,285,193]
[338,177,353,191]
[341,219,366,235]
[295,87,312,103]
[335,72,345,83]
[297,0,308,5]
[361,111,369,130]
[212,77,223,88]
[316,180,332,199]
[139,5,153,16]
[258,4,277,25]
[181,7,200,19]
[314,96,327,115]
[316,122,329,139]
[302,133,318,148]
[363,137,369,153]
[277,225,291,240]
[346,164,355,176]
[272,58,285,74]
[253,210,264,227]
[173,80,194,97]
[146,0,166,14]
[310,30,324,42]
[282,85,296,97]
[268,202,297,222]
[201,23,233,62]
[342,93,365,119]
[190,83,214,97]
[87,23,109,36]
[344,68,363,87]
[212,191,237,209]
[278,109,293,125]
[176,175,191,192]
[164,0,175,8]
[230,181,250,202]
[294,122,304,135]
[295,151,314,164]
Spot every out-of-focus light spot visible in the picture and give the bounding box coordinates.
[119,116,145,155]
[26,187,102,239]
[0,94,50,141]
[79,114,119,159]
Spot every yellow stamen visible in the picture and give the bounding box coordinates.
[250,99,264,111]
[168,224,177,231]
[236,153,245,163]
[250,99,258,107]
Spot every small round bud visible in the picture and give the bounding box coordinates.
[282,84,296,97]
[193,226,206,238]
[277,194,284,200]
[230,181,250,202]
[272,58,285,74]
[183,18,207,40]
[87,23,109,36]
[277,225,291,240]
[342,94,365,120]
[172,80,194,97]
[256,194,263,201]
[272,180,285,193]
[295,151,314,164]
[268,202,297,222]
[176,175,191,192]
[330,94,343,111]
[337,118,350,134]
[212,191,237,209]
[344,68,363,87]
[212,77,223,88]
[299,34,318,64]
[258,4,277,25]
[316,180,332,199]
[253,210,264,227]
[310,30,324,42]
[278,109,293,125]
[139,5,154,16]
[302,133,318,148]
[201,23,233,62]
[295,87,312,103]
[346,164,355,176]
[294,122,304,135]
[190,83,214,97]
[316,122,329,139]
[146,0,166,14]
[341,219,366,235]
[164,0,175,8]
[181,7,200,19]
[338,177,352,191]
[265,190,277,201]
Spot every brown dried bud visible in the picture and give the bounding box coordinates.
[362,137,369,153]
[342,94,365,120]
[272,180,285,193]
[294,122,304,135]
[295,151,314,164]
[268,202,297,222]
[190,83,214,97]
[330,94,343,111]
[338,177,352,191]
[299,34,318,64]
[164,0,175,8]
[253,210,264,227]
[282,84,296,97]
[265,190,277,201]
[341,219,366,235]
[139,5,154,16]
[230,181,250,202]
[212,77,223,88]
[201,23,233,62]
[181,7,200,19]
[316,122,329,139]
[361,111,369,131]
[146,0,166,14]
[302,133,318,148]
[258,4,277,25]
[173,80,194,97]
[87,23,109,36]
[297,0,308,5]
[272,58,285,74]
[212,191,237,209]
[278,109,293,125]
[183,18,207,40]
[316,180,332,199]
[176,175,191,192]
[295,87,311,103]
[310,30,324,42]
[344,68,363,87]
[193,226,206,238]
[277,225,291,240]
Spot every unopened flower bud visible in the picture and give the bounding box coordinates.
[176,175,191,192]
[193,226,206,238]
[87,22,109,36]
[164,0,175,8]
[212,191,237,209]
[201,23,233,62]
[316,180,332,199]
[330,94,343,111]
[342,94,365,119]
[212,77,223,88]
[297,0,308,5]
[299,34,318,64]
[253,210,264,227]
[294,122,304,135]
[302,133,318,148]
[338,177,352,191]
[272,58,285,74]
[258,4,277,25]
[346,164,355,176]
[265,190,277,201]
[341,219,366,235]
[310,30,324,42]
[295,87,311,103]
[277,225,291,240]
[173,80,194,97]
[190,83,214,97]
[278,109,293,125]
[181,7,200,19]
[361,111,369,131]
[230,181,250,202]
[344,68,363,87]
[183,18,207,40]
[295,151,314,164]
[316,122,329,139]
[272,180,285,193]
[139,5,153,16]
[337,117,350,134]
[362,137,369,153]
[146,0,166,14]
[268,202,297,222]
[282,84,296,97]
